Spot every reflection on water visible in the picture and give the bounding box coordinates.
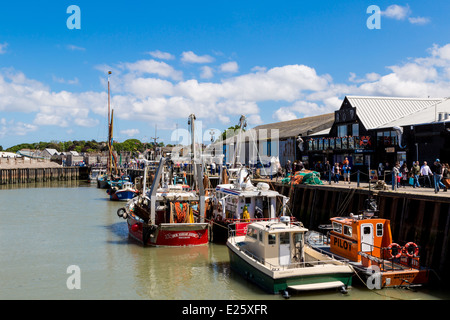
[0,182,449,300]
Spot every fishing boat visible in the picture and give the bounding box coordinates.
[226,216,353,296]
[116,114,208,247]
[306,199,430,289]
[210,166,290,243]
[107,181,139,201]
[117,157,209,246]
[97,71,119,189]
[89,168,104,183]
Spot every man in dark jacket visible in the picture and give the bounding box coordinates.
[411,161,421,188]
[434,159,447,193]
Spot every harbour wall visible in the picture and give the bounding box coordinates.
[0,167,79,184]
[273,183,450,285]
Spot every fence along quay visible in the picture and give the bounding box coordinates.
[270,181,450,286]
[0,158,79,184]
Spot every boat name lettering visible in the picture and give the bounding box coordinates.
[165,232,199,239]
[333,237,352,251]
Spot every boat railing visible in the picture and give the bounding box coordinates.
[236,246,349,271]
[359,241,422,271]
[307,244,351,265]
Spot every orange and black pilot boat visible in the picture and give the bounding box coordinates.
[307,199,430,289]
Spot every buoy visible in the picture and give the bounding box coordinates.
[404,242,419,258]
[117,208,126,217]
[131,224,139,232]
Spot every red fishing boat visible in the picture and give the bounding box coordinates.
[117,158,209,247]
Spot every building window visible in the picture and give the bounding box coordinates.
[352,123,359,136]
[337,125,347,137]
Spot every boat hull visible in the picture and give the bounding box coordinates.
[127,216,209,247]
[108,189,137,201]
[227,240,353,294]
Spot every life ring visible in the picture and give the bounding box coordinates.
[404,242,419,258]
[117,207,126,217]
[387,243,402,259]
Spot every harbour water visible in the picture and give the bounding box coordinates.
[1,181,449,301]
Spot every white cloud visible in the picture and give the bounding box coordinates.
[200,66,214,79]
[122,59,183,81]
[220,61,239,73]
[181,51,214,64]
[408,17,430,25]
[0,42,8,54]
[120,128,140,137]
[5,42,450,144]
[381,4,431,25]
[148,50,175,60]
[52,75,79,85]
[66,44,86,51]
[382,4,411,20]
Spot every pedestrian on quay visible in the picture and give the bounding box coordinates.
[411,161,421,188]
[343,162,351,184]
[332,162,341,184]
[433,159,447,193]
[324,160,331,181]
[378,163,384,178]
[400,163,409,188]
[443,163,450,190]
[420,161,433,188]
[285,160,292,176]
[392,162,401,190]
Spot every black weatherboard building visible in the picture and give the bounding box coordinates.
[303,96,450,176]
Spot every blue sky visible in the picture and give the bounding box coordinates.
[1,1,450,149]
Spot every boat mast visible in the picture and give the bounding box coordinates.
[188,114,197,187]
[107,71,112,175]
[232,115,247,168]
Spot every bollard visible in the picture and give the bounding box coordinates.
[357,170,360,188]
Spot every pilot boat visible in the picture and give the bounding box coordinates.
[226,216,353,296]
[307,200,430,289]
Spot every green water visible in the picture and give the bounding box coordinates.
[0,181,449,300]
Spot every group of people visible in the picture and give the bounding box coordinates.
[329,157,352,184]
[394,159,449,193]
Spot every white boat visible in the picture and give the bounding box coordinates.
[226,217,354,296]
[210,166,289,243]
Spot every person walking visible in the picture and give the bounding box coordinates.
[392,162,400,190]
[411,161,421,188]
[443,163,450,191]
[332,162,341,184]
[433,159,447,193]
[400,163,408,188]
[343,162,351,184]
[420,161,433,188]
[324,160,331,181]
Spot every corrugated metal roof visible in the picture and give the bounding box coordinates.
[377,98,450,129]
[346,96,443,130]
[252,113,335,139]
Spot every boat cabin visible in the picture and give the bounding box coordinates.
[215,184,287,220]
[329,214,393,262]
[242,218,308,267]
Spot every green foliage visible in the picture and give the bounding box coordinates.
[5,138,165,154]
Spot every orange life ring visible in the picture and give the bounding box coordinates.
[387,243,402,259]
[404,242,419,258]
